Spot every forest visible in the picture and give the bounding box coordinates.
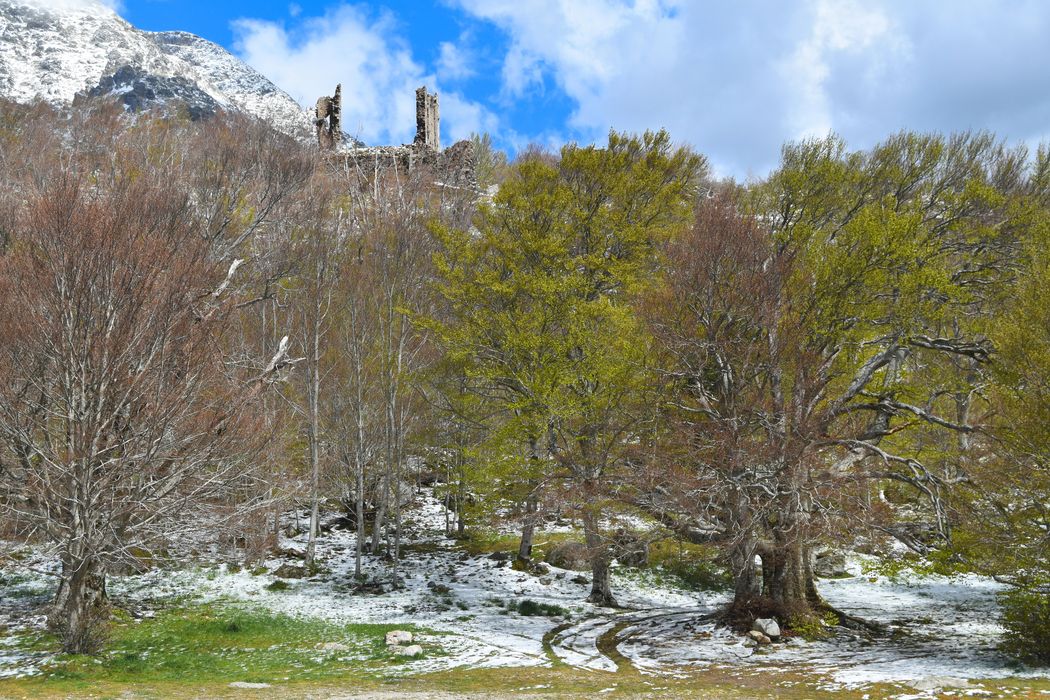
[0,97,1049,697]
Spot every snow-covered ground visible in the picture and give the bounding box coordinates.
[1,489,1047,696]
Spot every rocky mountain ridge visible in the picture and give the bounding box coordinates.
[0,0,313,138]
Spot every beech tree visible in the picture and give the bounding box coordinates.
[0,107,312,652]
[430,131,703,604]
[646,132,1028,622]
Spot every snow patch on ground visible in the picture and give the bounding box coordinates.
[2,489,1048,692]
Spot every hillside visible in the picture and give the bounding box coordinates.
[0,0,313,137]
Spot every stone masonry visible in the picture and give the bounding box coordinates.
[315,84,341,151]
[414,86,440,150]
[315,84,475,191]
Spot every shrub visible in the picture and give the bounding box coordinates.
[1000,588,1050,665]
[786,610,838,641]
[646,541,730,592]
[507,598,567,617]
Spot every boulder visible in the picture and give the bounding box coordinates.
[747,630,772,645]
[385,630,414,646]
[612,530,649,568]
[910,677,973,692]
[396,644,424,657]
[813,550,850,578]
[272,563,307,579]
[545,541,591,571]
[752,618,781,639]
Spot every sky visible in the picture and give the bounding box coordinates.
[105,0,1050,178]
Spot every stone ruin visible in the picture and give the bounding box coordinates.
[315,85,476,192]
[414,86,439,150]
[315,84,341,151]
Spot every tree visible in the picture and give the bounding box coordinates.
[430,131,703,604]
[646,132,1027,621]
[952,143,1050,586]
[470,132,510,191]
[0,106,312,652]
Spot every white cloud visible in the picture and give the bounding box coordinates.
[779,0,898,140]
[440,91,498,142]
[454,0,1050,177]
[437,40,474,81]
[232,4,496,147]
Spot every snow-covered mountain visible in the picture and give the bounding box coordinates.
[0,0,314,139]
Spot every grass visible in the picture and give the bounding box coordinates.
[624,539,731,593]
[506,598,569,617]
[6,661,1050,699]
[461,529,580,559]
[3,602,432,693]
[463,528,731,594]
[4,601,1050,698]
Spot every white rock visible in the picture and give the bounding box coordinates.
[910,677,972,692]
[385,630,414,646]
[747,630,772,645]
[752,617,781,639]
[228,681,272,689]
[316,642,349,652]
[396,644,424,657]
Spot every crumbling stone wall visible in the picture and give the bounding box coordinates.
[315,84,341,151]
[414,86,440,150]
[316,84,476,192]
[440,139,477,191]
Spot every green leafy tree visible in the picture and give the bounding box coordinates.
[648,132,1028,620]
[429,131,703,604]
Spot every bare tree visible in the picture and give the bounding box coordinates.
[0,106,313,652]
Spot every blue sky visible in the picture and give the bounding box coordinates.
[111,1,1050,178]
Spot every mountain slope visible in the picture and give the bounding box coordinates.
[0,0,313,138]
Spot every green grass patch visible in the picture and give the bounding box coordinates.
[507,598,568,617]
[19,603,430,688]
[639,540,730,592]
[461,529,581,559]
[5,638,1050,698]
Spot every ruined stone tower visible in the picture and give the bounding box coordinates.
[315,84,342,150]
[312,84,475,191]
[414,86,439,151]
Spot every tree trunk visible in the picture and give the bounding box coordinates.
[517,491,537,564]
[371,472,388,555]
[304,311,322,569]
[727,483,760,602]
[765,489,818,610]
[768,535,808,606]
[354,453,365,578]
[516,438,543,565]
[454,461,467,538]
[51,553,108,654]
[582,504,616,606]
[729,537,761,601]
